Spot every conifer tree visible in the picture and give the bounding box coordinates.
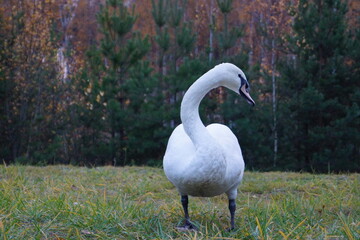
[216,0,243,57]
[279,0,360,172]
[151,0,169,80]
[151,0,197,130]
[80,0,149,165]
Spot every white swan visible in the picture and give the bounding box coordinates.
[163,63,255,230]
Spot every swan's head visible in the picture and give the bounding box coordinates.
[216,63,255,106]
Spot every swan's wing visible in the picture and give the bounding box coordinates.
[163,124,195,184]
[206,123,245,191]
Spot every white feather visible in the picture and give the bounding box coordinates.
[163,63,248,200]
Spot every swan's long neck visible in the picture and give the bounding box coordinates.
[180,71,220,148]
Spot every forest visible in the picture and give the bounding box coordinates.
[0,0,359,172]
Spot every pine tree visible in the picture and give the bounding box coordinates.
[216,0,243,57]
[79,0,150,165]
[151,0,169,80]
[151,0,197,128]
[279,0,360,172]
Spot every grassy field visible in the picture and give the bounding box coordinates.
[0,166,359,239]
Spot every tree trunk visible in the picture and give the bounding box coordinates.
[208,0,214,62]
[271,39,278,167]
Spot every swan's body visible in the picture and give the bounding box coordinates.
[164,123,243,198]
[163,63,255,230]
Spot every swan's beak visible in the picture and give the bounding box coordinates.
[240,84,255,106]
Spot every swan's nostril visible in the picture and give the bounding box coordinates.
[245,83,250,93]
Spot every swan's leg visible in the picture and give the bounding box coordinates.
[177,195,197,231]
[182,195,190,222]
[228,199,236,230]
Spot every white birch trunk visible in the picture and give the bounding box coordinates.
[57,0,79,83]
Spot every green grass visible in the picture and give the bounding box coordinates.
[0,166,359,239]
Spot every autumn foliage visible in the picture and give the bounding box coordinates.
[0,0,359,171]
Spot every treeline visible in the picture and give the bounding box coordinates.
[0,0,359,172]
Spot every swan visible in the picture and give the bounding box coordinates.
[163,63,255,230]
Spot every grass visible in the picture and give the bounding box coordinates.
[0,165,359,239]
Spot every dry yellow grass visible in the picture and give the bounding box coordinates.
[0,165,359,239]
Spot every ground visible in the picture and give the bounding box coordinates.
[0,165,359,239]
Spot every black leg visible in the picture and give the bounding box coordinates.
[228,199,236,230]
[181,195,190,221]
[177,195,197,231]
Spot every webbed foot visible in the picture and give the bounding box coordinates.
[176,220,198,231]
[226,226,235,232]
